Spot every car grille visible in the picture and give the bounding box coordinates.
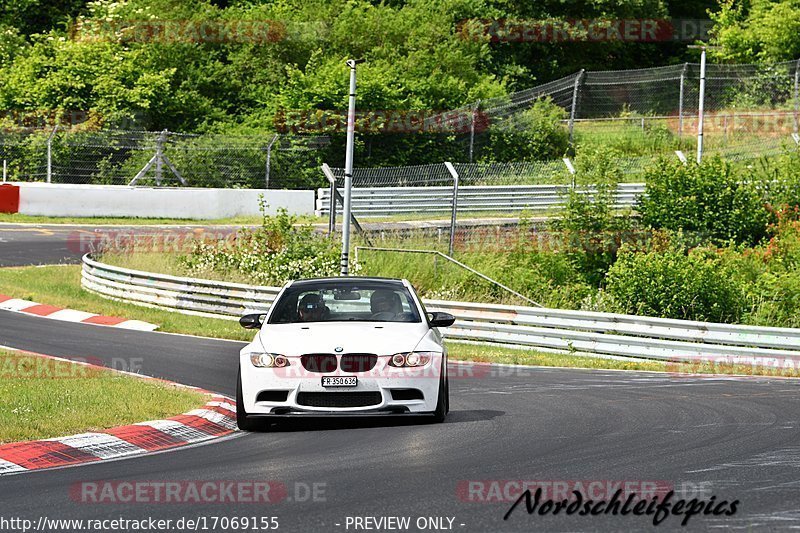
[300,353,378,373]
[296,392,382,408]
[301,354,338,373]
[340,354,377,373]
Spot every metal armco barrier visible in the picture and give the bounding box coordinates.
[81,254,280,317]
[82,254,800,362]
[315,183,645,217]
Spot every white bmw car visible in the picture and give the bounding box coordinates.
[236,277,456,430]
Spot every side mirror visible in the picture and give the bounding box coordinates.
[239,313,266,329]
[428,312,456,328]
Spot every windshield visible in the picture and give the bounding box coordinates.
[268,280,422,324]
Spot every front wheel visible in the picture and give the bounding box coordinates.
[236,367,260,432]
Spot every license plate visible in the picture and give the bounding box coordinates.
[321,376,357,387]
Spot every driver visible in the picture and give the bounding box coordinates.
[370,289,402,317]
[298,293,327,322]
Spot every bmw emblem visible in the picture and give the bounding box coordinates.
[334,346,344,353]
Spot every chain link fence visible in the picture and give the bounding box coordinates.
[1,129,336,189]
[1,58,798,189]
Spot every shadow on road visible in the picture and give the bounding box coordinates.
[248,409,505,433]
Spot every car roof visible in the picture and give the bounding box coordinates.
[289,276,407,288]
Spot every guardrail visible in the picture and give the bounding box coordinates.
[315,183,645,217]
[82,254,800,363]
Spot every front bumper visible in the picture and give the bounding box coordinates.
[240,356,442,415]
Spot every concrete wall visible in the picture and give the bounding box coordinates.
[12,183,314,219]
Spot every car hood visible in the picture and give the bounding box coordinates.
[256,321,430,356]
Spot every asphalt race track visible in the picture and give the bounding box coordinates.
[0,225,84,266]
[0,224,241,267]
[2,234,800,531]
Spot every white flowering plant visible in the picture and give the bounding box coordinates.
[181,200,339,285]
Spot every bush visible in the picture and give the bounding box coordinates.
[639,156,771,246]
[752,149,800,212]
[740,208,800,327]
[605,241,746,323]
[551,150,635,286]
[181,201,338,285]
[479,97,569,162]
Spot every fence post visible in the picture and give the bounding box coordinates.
[444,162,459,256]
[46,124,58,184]
[265,133,278,189]
[696,48,707,164]
[2,160,6,182]
[678,63,688,141]
[568,70,586,151]
[468,100,480,163]
[155,129,168,185]
[794,59,799,135]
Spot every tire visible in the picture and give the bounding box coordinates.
[236,367,260,432]
[431,373,448,423]
[445,378,450,414]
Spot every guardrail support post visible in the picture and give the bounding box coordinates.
[444,162,459,256]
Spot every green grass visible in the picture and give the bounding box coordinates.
[0,263,795,378]
[446,342,669,372]
[0,265,251,341]
[99,246,544,306]
[446,341,800,377]
[0,349,206,443]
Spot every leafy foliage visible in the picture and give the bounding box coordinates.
[551,149,635,285]
[710,0,800,62]
[479,97,569,162]
[181,200,338,285]
[605,238,746,323]
[638,157,771,246]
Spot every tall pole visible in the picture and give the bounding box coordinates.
[696,48,706,164]
[341,59,361,276]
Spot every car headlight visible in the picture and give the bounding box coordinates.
[388,352,435,368]
[249,353,290,368]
